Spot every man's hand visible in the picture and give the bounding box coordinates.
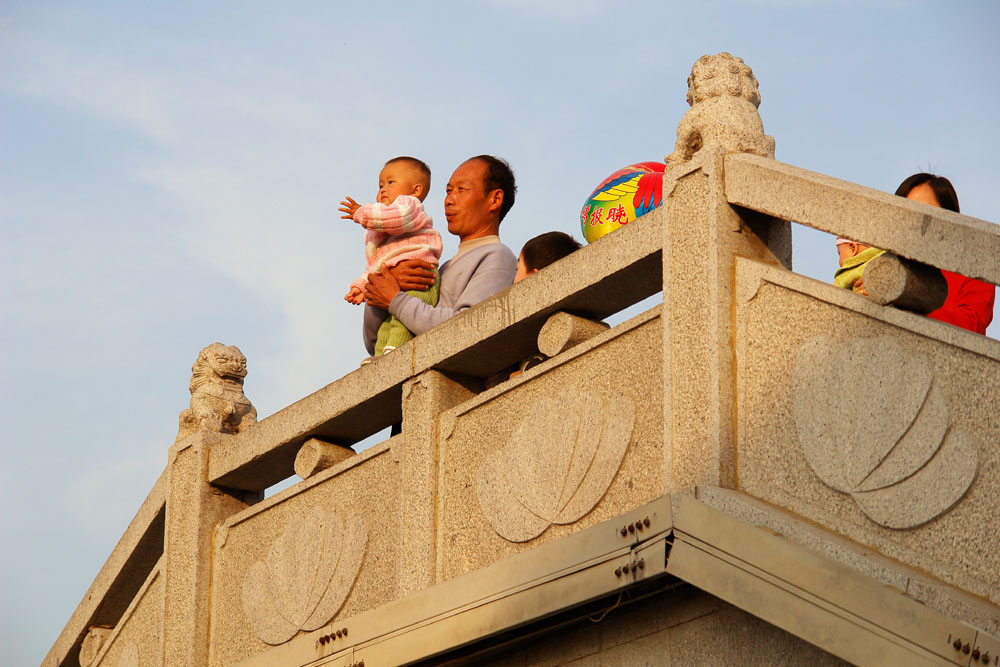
[390,259,436,291]
[364,270,402,309]
[338,196,361,220]
[344,285,364,305]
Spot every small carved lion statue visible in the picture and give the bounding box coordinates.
[665,52,775,166]
[176,342,257,441]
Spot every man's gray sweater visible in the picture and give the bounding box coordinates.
[362,241,517,355]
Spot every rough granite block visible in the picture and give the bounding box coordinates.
[734,257,1000,604]
[662,148,791,493]
[207,442,399,666]
[436,310,664,582]
[163,433,256,667]
[92,565,163,667]
[398,370,476,595]
[725,152,1000,286]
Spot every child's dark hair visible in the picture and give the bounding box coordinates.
[386,156,431,189]
[894,173,959,213]
[521,231,582,272]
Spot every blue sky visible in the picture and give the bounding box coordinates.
[2,1,998,663]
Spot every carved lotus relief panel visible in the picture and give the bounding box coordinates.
[477,387,634,542]
[241,507,367,645]
[792,335,979,529]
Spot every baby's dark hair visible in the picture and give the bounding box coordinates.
[386,156,431,191]
[894,172,959,213]
[521,231,582,272]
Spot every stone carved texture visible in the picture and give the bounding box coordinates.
[665,52,774,166]
[792,335,979,528]
[477,387,634,542]
[241,507,367,645]
[117,643,139,667]
[79,626,113,667]
[176,342,257,441]
[294,438,355,480]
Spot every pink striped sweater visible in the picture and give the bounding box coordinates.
[350,195,443,292]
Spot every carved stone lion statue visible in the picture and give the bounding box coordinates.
[665,52,775,166]
[176,342,257,441]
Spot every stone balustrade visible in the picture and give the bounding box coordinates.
[47,53,1000,667]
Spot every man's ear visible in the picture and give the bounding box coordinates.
[412,183,424,198]
[487,189,503,213]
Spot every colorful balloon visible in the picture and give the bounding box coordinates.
[580,162,665,244]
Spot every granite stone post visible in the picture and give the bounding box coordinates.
[662,147,791,490]
[537,312,610,358]
[161,432,260,666]
[863,252,948,313]
[398,370,475,596]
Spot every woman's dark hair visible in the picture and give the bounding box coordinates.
[894,173,960,213]
[521,231,582,272]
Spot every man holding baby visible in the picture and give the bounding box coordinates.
[362,155,518,352]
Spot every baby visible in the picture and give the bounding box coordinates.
[834,237,884,295]
[339,157,443,355]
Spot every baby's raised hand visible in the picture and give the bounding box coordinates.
[338,196,361,220]
[344,285,364,305]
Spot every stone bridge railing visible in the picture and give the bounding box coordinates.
[47,55,1000,667]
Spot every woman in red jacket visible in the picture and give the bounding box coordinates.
[894,173,995,334]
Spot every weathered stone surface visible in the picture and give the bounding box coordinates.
[694,485,1000,635]
[536,312,609,358]
[163,433,258,666]
[483,589,846,666]
[725,152,1000,286]
[398,371,475,596]
[209,359,411,491]
[90,564,162,667]
[241,507,366,644]
[437,307,664,581]
[476,385,633,542]
[208,441,399,666]
[293,438,355,480]
[78,626,112,667]
[863,252,948,313]
[663,148,791,492]
[791,333,979,528]
[176,342,256,442]
[851,429,978,529]
[735,257,1000,604]
[665,53,774,166]
[113,643,138,667]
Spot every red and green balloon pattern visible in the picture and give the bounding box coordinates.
[580,162,664,244]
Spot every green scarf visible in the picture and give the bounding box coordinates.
[834,247,885,292]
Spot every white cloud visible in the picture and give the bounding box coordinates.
[4,30,387,407]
